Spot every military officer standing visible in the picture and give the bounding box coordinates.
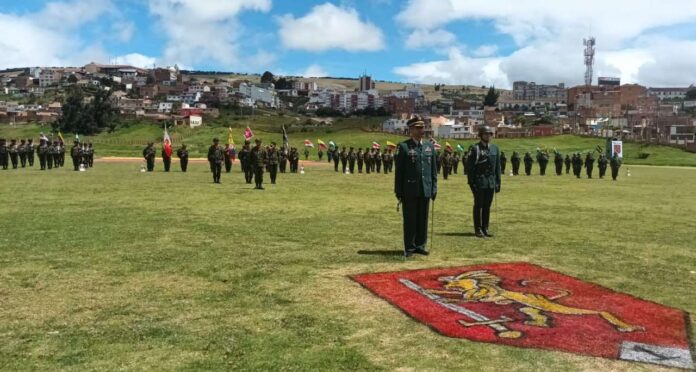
[267,142,280,184]
[8,139,18,169]
[333,147,340,172]
[18,139,27,168]
[348,147,357,174]
[70,140,82,171]
[523,152,533,176]
[339,146,348,173]
[499,151,506,175]
[441,150,452,180]
[224,143,234,173]
[26,139,35,167]
[279,147,288,173]
[143,142,156,172]
[46,140,54,169]
[572,153,583,178]
[585,152,595,179]
[239,140,253,183]
[554,151,563,176]
[0,138,7,170]
[208,138,224,184]
[176,144,189,172]
[162,141,173,172]
[564,154,571,174]
[363,147,371,174]
[395,116,437,257]
[289,147,299,173]
[510,151,520,175]
[374,149,382,173]
[86,143,94,167]
[38,139,48,170]
[536,150,549,176]
[598,154,608,178]
[466,126,501,238]
[356,148,364,173]
[610,152,622,181]
[250,138,267,189]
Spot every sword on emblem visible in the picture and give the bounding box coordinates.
[399,279,522,339]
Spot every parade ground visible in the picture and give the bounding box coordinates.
[1,160,694,371]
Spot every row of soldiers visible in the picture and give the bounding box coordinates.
[508,151,622,180]
[326,147,395,174]
[0,138,94,171]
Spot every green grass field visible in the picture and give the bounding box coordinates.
[0,160,694,371]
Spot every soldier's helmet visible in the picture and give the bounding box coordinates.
[478,125,494,135]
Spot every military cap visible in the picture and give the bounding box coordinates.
[271,141,276,146]
[255,138,262,144]
[213,137,219,142]
[478,125,494,135]
[407,116,425,128]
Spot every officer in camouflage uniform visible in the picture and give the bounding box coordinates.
[536,150,549,176]
[333,146,340,172]
[289,147,299,173]
[523,152,533,176]
[53,141,62,168]
[610,152,621,181]
[499,151,506,175]
[26,139,35,167]
[18,139,27,168]
[267,142,280,184]
[70,140,82,171]
[348,147,357,174]
[176,144,189,172]
[279,147,288,173]
[554,151,563,176]
[208,138,224,184]
[597,154,608,179]
[384,148,394,174]
[395,116,437,257]
[224,144,234,173]
[239,140,253,183]
[0,138,7,170]
[511,151,521,176]
[38,139,48,170]
[572,152,583,178]
[86,143,94,167]
[46,140,55,169]
[143,142,156,172]
[564,154,571,174]
[318,148,324,161]
[250,138,267,189]
[339,146,348,173]
[441,149,452,180]
[466,126,501,238]
[8,139,19,169]
[363,147,371,174]
[375,148,383,173]
[58,141,66,167]
[585,152,595,179]
[357,148,364,173]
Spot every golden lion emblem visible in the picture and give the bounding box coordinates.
[428,270,644,335]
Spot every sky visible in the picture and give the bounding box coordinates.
[2,0,696,89]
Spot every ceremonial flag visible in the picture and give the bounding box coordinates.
[431,138,441,150]
[456,144,464,152]
[445,142,453,151]
[372,141,381,150]
[163,126,173,157]
[40,133,49,142]
[317,139,327,150]
[304,139,314,148]
[244,126,254,140]
[57,131,65,143]
[386,140,397,149]
[282,125,289,151]
[74,133,79,143]
[328,140,337,150]
[227,127,235,147]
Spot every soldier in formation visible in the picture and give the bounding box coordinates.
[374,149,383,173]
[208,138,224,184]
[441,150,452,180]
[572,153,583,178]
[597,154,608,179]
[523,152,533,176]
[348,147,357,174]
[554,151,564,176]
[499,151,506,175]
[250,138,267,189]
[176,144,189,172]
[585,152,595,179]
[0,138,8,170]
[332,147,340,172]
[70,140,82,171]
[267,142,280,184]
[363,147,372,174]
[224,144,234,173]
[239,140,253,183]
[610,152,622,181]
[451,151,460,174]
[279,148,288,173]
[356,148,364,173]
[536,150,549,176]
[383,148,394,174]
[564,154,571,174]
[143,142,156,172]
[289,147,299,173]
[162,142,172,172]
[8,139,18,169]
[466,126,501,238]
[26,139,35,167]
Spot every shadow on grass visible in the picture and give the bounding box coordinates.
[357,250,404,257]
[438,232,477,237]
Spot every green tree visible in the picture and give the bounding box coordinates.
[483,86,499,107]
[261,71,275,84]
[67,74,78,84]
[686,87,696,100]
[54,87,116,135]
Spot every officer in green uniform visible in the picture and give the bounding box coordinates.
[610,152,622,181]
[18,139,27,168]
[208,138,224,183]
[70,140,82,171]
[394,116,437,257]
[564,154,571,174]
[26,139,35,167]
[572,152,582,178]
[466,126,501,238]
[499,151,506,175]
[357,148,364,173]
[363,147,371,174]
[598,154,608,178]
[46,140,54,169]
[38,139,48,170]
[523,152,533,176]
[176,144,189,172]
[536,150,549,176]
[510,151,520,176]
[333,146,340,172]
[239,140,252,183]
[339,146,348,173]
[8,139,18,169]
[0,138,7,170]
[584,152,595,179]
[250,138,267,189]
[348,147,357,174]
[267,142,280,184]
[143,142,156,172]
[554,151,563,176]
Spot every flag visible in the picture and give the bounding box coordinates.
[282,125,289,151]
[40,132,49,142]
[74,133,79,143]
[328,140,337,150]
[57,131,64,143]
[244,126,254,141]
[456,144,464,152]
[372,141,381,150]
[163,126,173,157]
[431,138,441,150]
[595,145,603,153]
[317,139,327,150]
[227,127,235,147]
[445,142,453,151]
[304,139,314,148]
[386,140,397,149]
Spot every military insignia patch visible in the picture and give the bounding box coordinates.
[351,263,694,369]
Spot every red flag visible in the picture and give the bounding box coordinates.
[244,126,254,140]
[372,141,381,150]
[304,139,314,148]
[431,138,441,150]
[163,126,173,157]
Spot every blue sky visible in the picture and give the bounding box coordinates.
[2,0,696,88]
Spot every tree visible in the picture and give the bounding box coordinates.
[261,71,275,84]
[67,74,78,84]
[686,87,696,100]
[54,86,116,135]
[483,86,499,107]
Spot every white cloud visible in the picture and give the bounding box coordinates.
[0,0,114,69]
[472,44,498,57]
[394,0,696,87]
[113,21,136,43]
[302,64,328,77]
[405,29,456,49]
[147,0,272,68]
[113,53,158,68]
[278,3,385,52]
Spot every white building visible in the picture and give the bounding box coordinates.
[238,83,278,108]
[188,115,203,128]
[158,102,174,113]
[382,118,409,134]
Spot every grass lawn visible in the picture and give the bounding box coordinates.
[0,160,694,371]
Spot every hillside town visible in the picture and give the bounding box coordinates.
[1,61,695,150]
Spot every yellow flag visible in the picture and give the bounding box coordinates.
[57,131,65,142]
[386,140,396,148]
[227,127,235,146]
